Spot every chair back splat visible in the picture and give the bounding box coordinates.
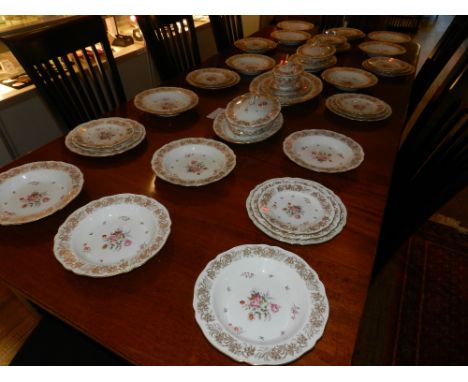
[209,16,243,52]
[0,16,126,130]
[137,16,201,82]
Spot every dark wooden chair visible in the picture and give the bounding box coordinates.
[407,16,468,117]
[0,16,126,130]
[375,45,468,276]
[209,16,244,52]
[137,15,201,82]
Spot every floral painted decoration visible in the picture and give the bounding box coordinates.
[240,289,280,321]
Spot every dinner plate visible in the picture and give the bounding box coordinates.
[321,67,378,91]
[291,54,337,73]
[134,87,199,116]
[0,161,84,225]
[358,41,407,57]
[234,37,278,53]
[54,194,171,277]
[297,44,336,60]
[72,118,134,148]
[249,71,323,106]
[325,93,392,121]
[283,129,364,173]
[247,178,347,245]
[65,118,146,157]
[186,68,240,89]
[151,137,236,186]
[368,31,411,44]
[324,27,366,41]
[193,244,329,365]
[276,20,315,31]
[213,111,283,144]
[257,180,335,235]
[225,54,276,75]
[270,30,311,45]
[308,34,347,47]
[362,57,415,77]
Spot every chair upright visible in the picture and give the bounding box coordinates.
[0,16,126,130]
[137,16,201,82]
[209,16,244,52]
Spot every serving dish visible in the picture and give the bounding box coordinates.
[225,54,276,75]
[321,67,378,91]
[134,87,199,116]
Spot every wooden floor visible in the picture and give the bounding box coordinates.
[0,15,460,365]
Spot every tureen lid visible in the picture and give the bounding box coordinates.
[273,59,304,77]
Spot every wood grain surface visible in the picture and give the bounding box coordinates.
[0,25,418,365]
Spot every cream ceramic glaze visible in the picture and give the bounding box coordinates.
[234,37,278,53]
[283,129,364,173]
[54,194,171,277]
[0,161,83,225]
[362,57,415,77]
[225,92,281,133]
[186,68,240,89]
[151,137,236,187]
[246,177,347,245]
[325,93,392,121]
[73,119,134,148]
[368,31,411,44]
[213,112,284,144]
[321,67,378,91]
[225,54,276,75]
[134,87,199,116]
[193,244,329,365]
[308,34,347,47]
[276,20,315,31]
[270,30,311,45]
[297,44,336,60]
[324,27,365,41]
[358,41,406,57]
[250,71,323,106]
[66,118,146,157]
[292,54,337,73]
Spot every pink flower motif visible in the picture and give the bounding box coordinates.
[270,303,280,313]
[42,197,50,203]
[124,239,132,247]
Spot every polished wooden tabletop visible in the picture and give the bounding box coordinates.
[0,25,418,365]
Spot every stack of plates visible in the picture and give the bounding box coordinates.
[213,111,284,144]
[362,56,415,77]
[359,41,406,57]
[291,44,337,73]
[270,30,311,46]
[186,68,240,89]
[65,117,146,157]
[134,87,198,116]
[368,31,411,44]
[308,34,350,53]
[234,37,278,53]
[325,93,392,121]
[246,177,347,245]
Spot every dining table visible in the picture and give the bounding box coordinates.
[0,24,419,365]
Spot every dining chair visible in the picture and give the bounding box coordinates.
[0,16,127,130]
[137,15,201,82]
[374,48,468,276]
[209,16,244,52]
[407,16,468,117]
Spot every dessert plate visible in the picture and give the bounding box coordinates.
[246,178,347,245]
[186,68,240,89]
[225,54,276,75]
[193,244,329,365]
[324,27,365,41]
[321,67,378,91]
[270,30,311,45]
[151,137,236,186]
[276,20,315,31]
[283,129,364,173]
[73,118,134,148]
[250,71,323,106]
[362,57,415,77]
[297,44,336,60]
[368,31,411,44]
[65,118,146,157]
[359,41,406,57]
[325,93,392,121]
[213,112,283,144]
[234,37,278,53]
[0,161,83,225]
[54,193,171,277]
[134,87,199,117]
[292,54,337,73]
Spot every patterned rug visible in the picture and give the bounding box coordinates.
[391,221,468,365]
[353,220,468,365]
